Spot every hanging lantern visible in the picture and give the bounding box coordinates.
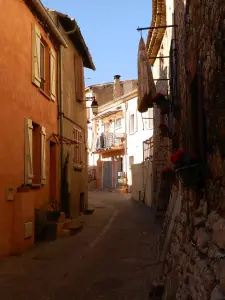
[91,99,98,115]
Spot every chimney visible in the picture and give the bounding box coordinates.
[113,75,122,99]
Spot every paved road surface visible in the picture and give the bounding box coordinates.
[0,191,161,300]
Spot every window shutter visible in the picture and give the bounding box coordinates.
[134,112,138,132]
[75,57,84,101]
[50,48,56,101]
[24,119,33,184]
[41,126,46,185]
[79,131,83,165]
[32,24,41,87]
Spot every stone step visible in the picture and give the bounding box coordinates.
[83,208,95,215]
[62,219,72,229]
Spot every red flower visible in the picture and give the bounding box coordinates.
[170,153,178,164]
[162,167,173,173]
[159,123,167,128]
[153,93,166,103]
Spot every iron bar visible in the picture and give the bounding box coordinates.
[149,56,170,59]
[153,78,169,81]
[77,96,96,102]
[137,25,177,31]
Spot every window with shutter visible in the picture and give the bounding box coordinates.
[32,24,57,100]
[32,24,41,87]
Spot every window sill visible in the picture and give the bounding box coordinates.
[17,187,30,193]
[17,183,42,192]
[39,88,52,101]
[31,184,42,189]
[73,166,83,172]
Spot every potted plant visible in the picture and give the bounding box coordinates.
[161,167,176,184]
[153,93,169,115]
[47,201,61,222]
[159,123,169,137]
[170,149,203,187]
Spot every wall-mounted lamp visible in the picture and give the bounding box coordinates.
[77,96,98,116]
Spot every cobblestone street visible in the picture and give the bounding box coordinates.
[0,191,161,300]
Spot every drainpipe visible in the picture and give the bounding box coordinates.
[124,101,128,192]
[58,45,64,210]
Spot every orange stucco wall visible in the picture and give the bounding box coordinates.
[0,0,59,256]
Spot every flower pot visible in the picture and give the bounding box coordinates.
[154,94,169,114]
[45,221,57,241]
[47,211,61,222]
[161,170,176,184]
[159,101,169,115]
[176,164,202,187]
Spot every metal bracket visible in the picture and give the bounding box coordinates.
[137,25,177,31]
[153,79,169,81]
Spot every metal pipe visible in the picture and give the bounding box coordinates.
[149,56,171,59]
[153,78,170,81]
[59,46,64,211]
[31,0,68,48]
[124,102,128,191]
[137,25,177,31]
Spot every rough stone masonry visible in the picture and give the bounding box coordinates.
[161,0,225,299]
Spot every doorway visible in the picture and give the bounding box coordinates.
[117,157,124,188]
[49,141,57,202]
[103,161,113,189]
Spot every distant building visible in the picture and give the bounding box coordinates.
[49,10,95,218]
[0,0,67,256]
[86,76,153,198]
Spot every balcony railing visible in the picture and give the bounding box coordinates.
[95,133,126,150]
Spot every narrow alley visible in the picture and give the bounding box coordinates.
[0,192,161,300]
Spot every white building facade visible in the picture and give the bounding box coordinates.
[86,81,153,197]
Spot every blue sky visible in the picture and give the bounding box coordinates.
[42,0,152,86]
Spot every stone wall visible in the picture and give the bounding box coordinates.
[161,0,225,299]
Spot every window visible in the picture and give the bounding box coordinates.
[73,127,83,169]
[143,108,153,129]
[104,123,110,133]
[115,118,122,129]
[24,119,46,185]
[129,156,134,170]
[32,24,56,100]
[130,114,135,134]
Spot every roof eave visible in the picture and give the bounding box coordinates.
[55,12,95,70]
[146,0,166,66]
[30,0,68,48]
